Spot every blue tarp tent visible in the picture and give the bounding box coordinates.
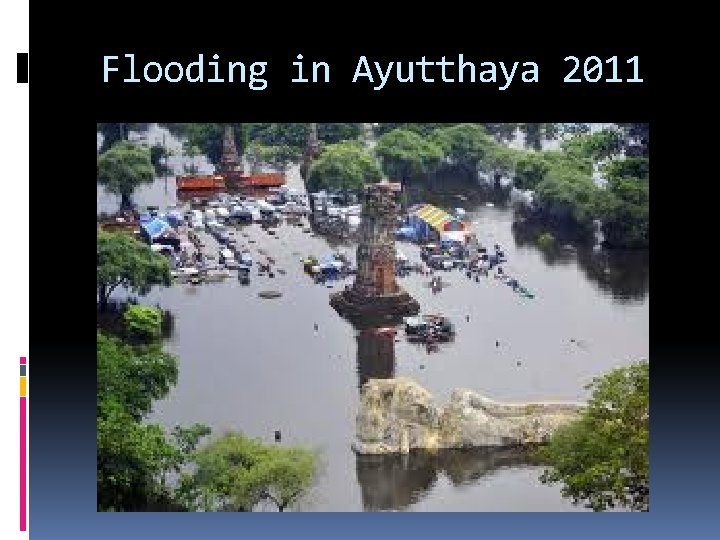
[141,218,172,241]
[140,218,180,251]
[396,226,418,241]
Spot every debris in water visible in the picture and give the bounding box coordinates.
[258,290,282,299]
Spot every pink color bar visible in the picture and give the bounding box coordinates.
[21,396,27,531]
[21,357,27,531]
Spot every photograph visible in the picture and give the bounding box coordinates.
[96,122,649,512]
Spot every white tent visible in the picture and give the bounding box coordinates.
[440,231,467,243]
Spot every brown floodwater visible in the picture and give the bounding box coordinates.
[97,125,648,511]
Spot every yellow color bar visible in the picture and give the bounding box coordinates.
[20,376,26,397]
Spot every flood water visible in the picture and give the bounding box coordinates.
[98,125,649,511]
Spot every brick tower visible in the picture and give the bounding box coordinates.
[330,181,420,322]
[217,124,243,175]
[300,123,321,181]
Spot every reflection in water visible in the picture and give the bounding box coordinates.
[355,326,397,389]
[575,248,649,303]
[356,447,537,511]
[511,221,649,302]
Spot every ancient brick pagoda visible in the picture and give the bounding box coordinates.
[330,181,420,321]
[300,123,321,181]
[217,124,243,176]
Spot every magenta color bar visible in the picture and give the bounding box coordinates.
[20,356,27,532]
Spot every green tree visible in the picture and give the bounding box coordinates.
[562,129,624,161]
[175,123,245,165]
[484,144,519,181]
[533,167,598,235]
[483,123,519,142]
[536,232,555,251]
[538,360,649,511]
[518,123,560,150]
[596,157,649,248]
[513,152,551,190]
[375,128,444,184]
[97,231,171,311]
[246,123,306,150]
[318,123,363,144]
[97,399,183,511]
[597,178,649,248]
[97,332,177,420]
[97,141,155,209]
[432,123,496,176]
[97,331,187,511]
[306,141,382,194]
[602,157,649,183]
[124,305,163,343]
[178,432,317,512]
[373,123,455,137]
[245,141,302,172]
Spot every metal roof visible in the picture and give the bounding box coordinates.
[410,204,465,233]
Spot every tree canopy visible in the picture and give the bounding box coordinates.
[180,123,246,165]
[97,332,177,420]
[373,123,458,137]
[177,432,317,512]
[245,141,302,172]
[97,141,155,209]
[561,129,624,161]
[124,304,163,343]
[602,157,649,184]
[306,141,381,193]
[520,123,559,150]
[538,360,649,511]
[513,152,552,191]
[533,167,599,234]
[97,231,171,311]
[432,123,496,175]
[375,128,444,182]
[97,331,183,511]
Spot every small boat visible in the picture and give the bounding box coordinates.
[238,266,250,285]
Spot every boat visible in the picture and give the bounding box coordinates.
[219,248,236,266]
[404,314,455,342]
[238,266,251,285]
[239,252,253,267]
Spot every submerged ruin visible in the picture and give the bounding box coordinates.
[353,377,584,455]
[330,181,420,321]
